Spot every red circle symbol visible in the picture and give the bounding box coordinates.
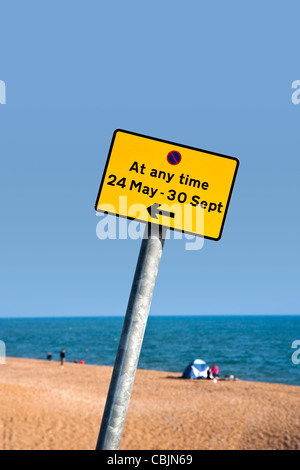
[167,151,182,165]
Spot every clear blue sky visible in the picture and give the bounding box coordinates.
[0,1,299,317]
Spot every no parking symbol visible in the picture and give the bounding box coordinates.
[167,151,181,165]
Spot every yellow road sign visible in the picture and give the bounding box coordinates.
[95,130,239,240]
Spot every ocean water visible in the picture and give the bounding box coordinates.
[0,316,299,386]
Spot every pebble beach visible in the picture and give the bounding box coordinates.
[0,358,299,450]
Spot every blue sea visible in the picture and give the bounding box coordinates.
[0,316,300,386]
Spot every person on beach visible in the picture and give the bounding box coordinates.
[47,352,52,361]
[60,349,66,367]
[207,364,219,379]
[210,364,219,378]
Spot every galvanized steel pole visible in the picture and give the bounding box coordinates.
[96,223,167,450]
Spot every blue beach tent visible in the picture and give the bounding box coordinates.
[182,359,209,379]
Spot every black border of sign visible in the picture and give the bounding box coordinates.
[94,129,240,241]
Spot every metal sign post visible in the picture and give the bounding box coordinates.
[96,223,167,450]
[94,129,239,450]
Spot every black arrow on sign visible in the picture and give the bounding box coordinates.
[147,203,175,219]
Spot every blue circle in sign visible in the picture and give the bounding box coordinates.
[167,151,182,165]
